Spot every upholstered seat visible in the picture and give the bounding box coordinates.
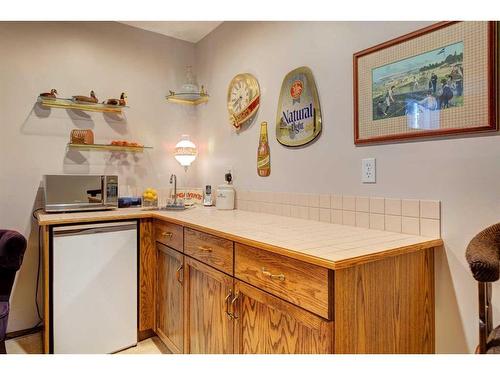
[466,223,500,354]
[0,230,27,354]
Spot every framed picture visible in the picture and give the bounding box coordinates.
[353,21,497,144]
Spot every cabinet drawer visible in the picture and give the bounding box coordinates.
[155,221,183,252]
[184,228,234,275]
[235,243,332,319]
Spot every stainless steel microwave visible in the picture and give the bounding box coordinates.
[43,175,118,212]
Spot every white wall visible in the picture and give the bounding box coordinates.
[0,22,199,332]
[194,21,500,353]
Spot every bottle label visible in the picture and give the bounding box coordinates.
[257,155,270,168]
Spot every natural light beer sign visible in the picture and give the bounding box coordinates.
[276,66,322,147]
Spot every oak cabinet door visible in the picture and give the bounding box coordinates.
[233,281,334,354]
[156,243,184,353]
[184,257,234,354]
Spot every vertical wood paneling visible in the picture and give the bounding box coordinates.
[139,219,156,333]
[234,281,334,354]
[184,257,234,354]
[156,243,184,353]
[334,248,435,353]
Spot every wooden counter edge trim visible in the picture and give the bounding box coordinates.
[36,211,151,226]
[37,211,443,270]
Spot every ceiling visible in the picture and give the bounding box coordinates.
[120,21,222,43]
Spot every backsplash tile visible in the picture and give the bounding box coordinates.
[342,195,356,211]
[369,197,385,214]
[355,212,370,228]
[402,199,420,217]
[420,218,440,238]
[236,190,441,238]
[342,210,356,226]
[370,213,385,230]
[331,194,343,210]
[402,216,420,235]
[332,209,343,224]
[355,196,369,212]
[385,198,401,216]
[319,194,331,209]
[420,200,440,219]
[319,208,331,222]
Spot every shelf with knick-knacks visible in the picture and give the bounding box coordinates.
[68,130,152,153]
[165,87,209,105]
[165,65,209,105]
[37,89,129,114]
[67,143,153,153]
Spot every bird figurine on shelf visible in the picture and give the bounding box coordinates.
[39,89,58,100]
[72,90,98,104]
[103,92,127,106]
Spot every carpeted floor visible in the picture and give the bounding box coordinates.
[5,332,170,354]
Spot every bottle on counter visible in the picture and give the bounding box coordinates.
[257,121,270,177]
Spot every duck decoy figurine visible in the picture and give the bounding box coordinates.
[119,92,127,106]
[103,92,127,106]
[39,89,58,99]
[72,90,98,104]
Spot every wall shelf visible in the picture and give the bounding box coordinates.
[67,143,152,153]
[165,91,209,105]
[38,97,129,114]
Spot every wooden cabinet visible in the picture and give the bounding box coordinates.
[156,243,184,354]
[148,219,435,355]
[233,281,334,354]
[183,256,234,354]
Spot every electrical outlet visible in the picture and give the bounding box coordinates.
[362,158,376,183]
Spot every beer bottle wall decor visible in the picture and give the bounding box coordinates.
[257,121,271,177]
[276,66,322,147]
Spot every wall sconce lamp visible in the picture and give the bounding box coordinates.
[174,135,197,171]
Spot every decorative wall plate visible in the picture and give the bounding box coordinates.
[227,73,260,129]
[276,66,322,147]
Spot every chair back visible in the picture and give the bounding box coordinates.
[0,230,27,302]
[466,223,500,354]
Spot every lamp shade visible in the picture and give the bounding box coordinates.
[174,135,197,170]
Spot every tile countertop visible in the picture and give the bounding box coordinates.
[37,207,443,270]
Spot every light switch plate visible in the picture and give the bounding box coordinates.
[362,158,376,183]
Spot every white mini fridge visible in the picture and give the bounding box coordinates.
[51,221,138,354]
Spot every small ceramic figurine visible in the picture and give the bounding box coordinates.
[119,92,127,106]
[104,92,127,106]
[72,90,98,104]
[39,89,58,99]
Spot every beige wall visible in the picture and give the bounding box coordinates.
[194,21,500,353]
[0,22,199,332]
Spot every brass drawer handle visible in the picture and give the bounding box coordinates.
[176,264,183,284]
[161,231,173,239]
[230,292,239,320]
[197,245,213,253]
[225,291,233,320]
[262,267,285,281]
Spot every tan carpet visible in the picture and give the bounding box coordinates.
[5,332,170,354]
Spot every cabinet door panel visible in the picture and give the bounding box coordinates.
[234,281,333,354]
[156,243,184,353]
[184,257,234,354]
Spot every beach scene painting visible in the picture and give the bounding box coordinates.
[372,41,464,121]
